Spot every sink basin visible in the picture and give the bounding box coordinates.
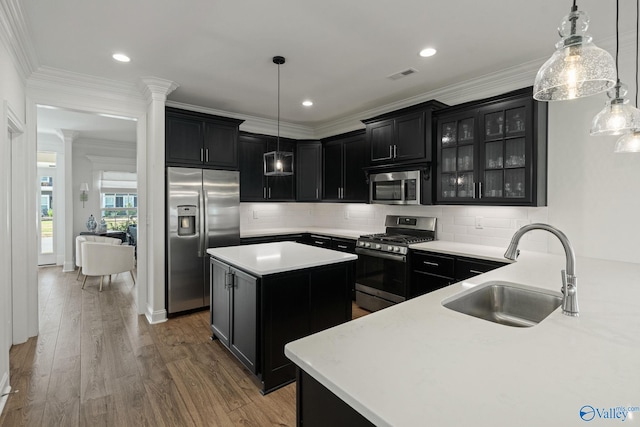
[442,281,562,327]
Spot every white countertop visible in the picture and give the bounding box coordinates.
[207,241,357,277]
[241,227,383,240]
[410,240,514,263]
[285,251,640,426]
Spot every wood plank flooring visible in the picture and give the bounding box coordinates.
[0,266,370,426]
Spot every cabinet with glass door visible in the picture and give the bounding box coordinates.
[435,87,547,206]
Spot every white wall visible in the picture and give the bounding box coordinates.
[241,203,550,253]
[0,35,25,412]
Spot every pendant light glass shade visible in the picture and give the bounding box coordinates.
[534,8,616,101]
[264,56,294,176]
[591,82,640,135]
[614,130,640,152]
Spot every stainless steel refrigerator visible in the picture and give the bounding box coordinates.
[166,167,240,314]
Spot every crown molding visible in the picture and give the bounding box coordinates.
[165,100,316,140]
[0,0,38,80]
[139,77,179,102]
[55,129,79,143]
[85,154,136,171]
[76,137,136,152]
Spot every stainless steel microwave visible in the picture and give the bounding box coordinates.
[369,170,421,205]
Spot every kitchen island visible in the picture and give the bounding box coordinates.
[285,246,640,426]
[207,241,357,394]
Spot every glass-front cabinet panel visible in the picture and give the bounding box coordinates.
[436,88,545,206]
[479,101,532,203]
[436,113,476,201]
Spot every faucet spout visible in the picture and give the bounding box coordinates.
[503,223,578,317]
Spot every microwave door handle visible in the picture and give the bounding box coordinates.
[400,179,406,202]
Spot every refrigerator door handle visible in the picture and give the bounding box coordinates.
[198,188,206,257]
[202,186,209,255]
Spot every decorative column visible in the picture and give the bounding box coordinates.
[56,129,78,272]
[139,77,178,324]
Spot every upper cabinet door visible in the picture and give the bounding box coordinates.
[166,114,205,166]
[322,140,343,201]
[296,142,322,201]
[166,107,243,170]
[203,120,239,169]
[368,119,395,162]
[342,133,368,202]
[394,111,426,162]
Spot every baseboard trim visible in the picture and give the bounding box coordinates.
[62,261,75,272]
[145,306,167,324]
[0,372,10,416]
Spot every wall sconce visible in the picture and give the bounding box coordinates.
[80,182,89,208]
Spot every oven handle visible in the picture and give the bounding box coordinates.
[356,247,406,262]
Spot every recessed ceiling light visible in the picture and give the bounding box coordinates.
[419,48,437,58]
[302,100,313,107]
[112,53,131,63]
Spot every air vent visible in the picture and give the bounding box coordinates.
[387,68,419,80]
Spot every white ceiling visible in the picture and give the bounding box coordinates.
[20,0,628,140]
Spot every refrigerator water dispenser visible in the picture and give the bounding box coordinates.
[177,205,197,236]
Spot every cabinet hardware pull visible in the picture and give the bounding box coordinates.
[205,148,209,162]
[469,269,484,274]
[225,272,233,289]
[314,241,325,245]
[263,187,266,199]
[316,188,319,199]
[389,145,393,159]
[200,148,204,162]
[268,187,271,199]
[393,144,397,158]
[338,188,341,199]
[423,261,439,267]
[478,182,483,199]
[337,245,347,249]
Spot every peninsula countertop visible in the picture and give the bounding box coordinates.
[207,241,357,277]
[285,250,640,426]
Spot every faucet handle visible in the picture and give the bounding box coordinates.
[561,269,567,294]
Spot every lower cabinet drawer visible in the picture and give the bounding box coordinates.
[331,238,356,253]
[410,271,452,298]
[456,258,506,281]
[412,252,455,277]
[309,235,331,247]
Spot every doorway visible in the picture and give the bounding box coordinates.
[37,153,57,266]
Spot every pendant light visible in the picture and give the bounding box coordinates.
[264,56,294,176]
[533,1,617,101]
[614,0,640,153]
[591,0,640,136]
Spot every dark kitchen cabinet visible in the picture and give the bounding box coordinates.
[239,132,295,201]
[166,107,243,169]
[435,87,547,206]
[410,250,507,298]
[296,141,322,201]
[210,258,257,373]
[240,234,304,245]
[210,254,354,394]
[362,101,447,165]
[322,130,368,202]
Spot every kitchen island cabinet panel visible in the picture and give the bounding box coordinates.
[208,242,355,394]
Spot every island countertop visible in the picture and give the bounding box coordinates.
[285,250,640,426]
[207,241,357,277]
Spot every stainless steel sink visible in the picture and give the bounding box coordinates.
[442,281,562,327]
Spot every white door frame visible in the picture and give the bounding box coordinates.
[37,164,57,265]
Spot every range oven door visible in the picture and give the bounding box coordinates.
[355,248,407,306]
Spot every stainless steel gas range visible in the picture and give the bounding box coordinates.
[355,215,436,312]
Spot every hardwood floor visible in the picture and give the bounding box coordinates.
[1,266,370,426]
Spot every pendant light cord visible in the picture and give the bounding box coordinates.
[277,61,280,152]
[616,0,620,83]
[636,0,640,108]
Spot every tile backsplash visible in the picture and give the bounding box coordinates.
[241,203,550,253]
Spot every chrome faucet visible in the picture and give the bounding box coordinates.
[504,223,578,317]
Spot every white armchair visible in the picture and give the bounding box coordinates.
[75,235,122,280]
[81,242,136,291]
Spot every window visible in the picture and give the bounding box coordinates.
[100,192,137,231]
